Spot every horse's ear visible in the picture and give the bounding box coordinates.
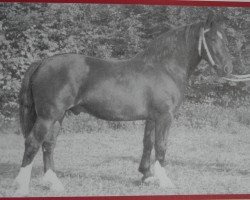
[205,12,216,28]
[205,12,227,28]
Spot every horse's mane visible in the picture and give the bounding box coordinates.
[136,21,203,61]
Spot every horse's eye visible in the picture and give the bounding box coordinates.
[211,37,217,42]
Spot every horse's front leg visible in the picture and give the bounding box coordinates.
[42,121,64,192]
[153,111,175,188]
[138,120,155,182]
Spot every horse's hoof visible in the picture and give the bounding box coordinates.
[42,169,64,193]
[153,161,176,189]
[141,170,157,185]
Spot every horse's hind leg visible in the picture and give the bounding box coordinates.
[153,112,175,188]
[14,117,53,196]
[42,121,60,172]
[138,120,155,182]
[42,121,64,192]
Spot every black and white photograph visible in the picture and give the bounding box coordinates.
[0,2,249,197]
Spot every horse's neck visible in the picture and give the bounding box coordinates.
[135,22,202,83]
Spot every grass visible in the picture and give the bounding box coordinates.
[1,102,250,196]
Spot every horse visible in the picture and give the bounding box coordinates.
[13,13,234,196]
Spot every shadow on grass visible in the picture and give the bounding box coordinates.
[167,158,250,175]
[56,165,144,188]
[89,155,143,186]
[57,169,142,186]
[100,174,142,186]
[0,162,44,179]
[90,155,139,168]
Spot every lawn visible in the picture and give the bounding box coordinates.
[0,102,250,197]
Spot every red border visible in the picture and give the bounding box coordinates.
[0,195,250,200]
[0,0,249,199]
[1,194,250,200]
[0,0,249,7]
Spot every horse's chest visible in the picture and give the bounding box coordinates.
[149,74,182,113]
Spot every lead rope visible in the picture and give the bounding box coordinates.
[198,27,216,66]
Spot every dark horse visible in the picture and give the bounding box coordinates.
[14,13,233,196]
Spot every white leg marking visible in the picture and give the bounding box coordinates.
[13,162,33,196]
[153,161,175,188]
[42,169,64,192]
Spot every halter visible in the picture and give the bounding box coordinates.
[198,28,216,66]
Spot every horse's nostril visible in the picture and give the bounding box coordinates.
[224,65,232,74]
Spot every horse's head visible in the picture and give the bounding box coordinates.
[198,13,233,77]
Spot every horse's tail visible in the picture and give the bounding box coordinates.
[19,61,41,138]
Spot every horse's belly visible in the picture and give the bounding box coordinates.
[84,103,147,121]
[81,85,148,121]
